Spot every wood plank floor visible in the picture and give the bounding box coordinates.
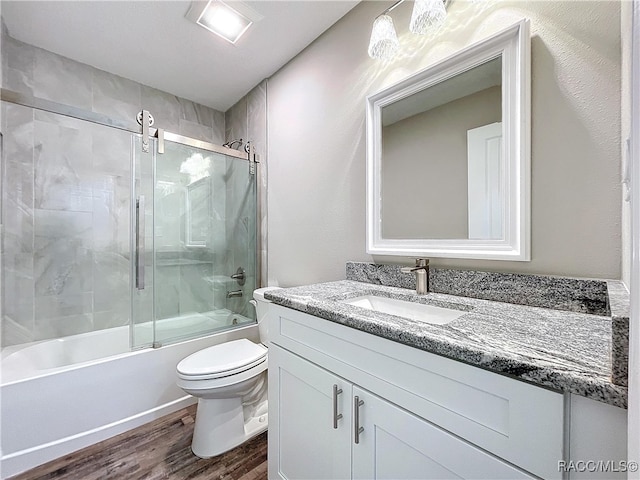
[9,405,268,480]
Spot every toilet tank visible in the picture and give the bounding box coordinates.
[252,287,281,344]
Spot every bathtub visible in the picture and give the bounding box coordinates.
[0,311,259,479]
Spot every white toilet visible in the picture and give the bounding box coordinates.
[176,287,279,458]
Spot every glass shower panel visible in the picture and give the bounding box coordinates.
[152,141,256,346]
[1,101,133,349]
[131,136,155,348]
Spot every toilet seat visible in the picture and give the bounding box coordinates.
[177,339,267,381]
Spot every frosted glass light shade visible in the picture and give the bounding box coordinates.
[368,15,400,61]
[410,0,447,34]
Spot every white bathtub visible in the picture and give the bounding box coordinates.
[0,311,259,479]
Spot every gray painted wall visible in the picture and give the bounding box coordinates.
[267,1,622,286]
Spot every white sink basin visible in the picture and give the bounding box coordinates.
[341,295,466,325]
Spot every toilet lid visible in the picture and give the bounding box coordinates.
[177,339,267,378]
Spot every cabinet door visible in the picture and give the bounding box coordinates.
[269,345,352,480]
[352,387,536,480]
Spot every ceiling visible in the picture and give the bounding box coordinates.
[1,1,360,112]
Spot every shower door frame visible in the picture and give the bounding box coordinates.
[0,87,267,343]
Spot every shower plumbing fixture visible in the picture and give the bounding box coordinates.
[223,138,244,150]
[231,267,246,286]
[227,290,243,298]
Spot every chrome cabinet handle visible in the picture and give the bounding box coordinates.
[332,384,343,429]
[135,195,145,290]
[354,396,364,444]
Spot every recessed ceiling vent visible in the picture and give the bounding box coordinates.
[185,0,263,45]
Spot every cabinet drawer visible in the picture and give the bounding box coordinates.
[270,305,565,480]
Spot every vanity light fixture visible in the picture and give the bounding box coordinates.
[410,0,447,34]
[368,0,448,61]
[368,14,401,61]
[185,0,263,45]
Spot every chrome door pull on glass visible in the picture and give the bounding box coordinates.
[354,396,364,444]
[332,384,343,429]
[135,195,145,290]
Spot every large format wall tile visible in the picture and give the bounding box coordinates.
[34,209,93,297]
[212,110,226,145]
[225,80,267,292]
[2,253,35,345]
[34,116,93,212]
[225,96,247,145]
[179,119,214,143]
[179,97,213,127]
[155,266,181,320]
[2,30,35,95]
[141,85,182,134]
[2,104,35,255]
[33,47,93,110]
[179,263,215,315]
[92,69,142,123]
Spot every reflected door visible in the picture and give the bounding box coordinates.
[467,122,503,240]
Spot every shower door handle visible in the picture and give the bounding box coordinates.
[136,195,145,290]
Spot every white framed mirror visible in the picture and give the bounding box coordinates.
[366,20,530,261]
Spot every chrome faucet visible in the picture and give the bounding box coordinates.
[401,258,429,295]
[226,290,243,298]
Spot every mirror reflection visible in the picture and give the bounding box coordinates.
[380,56,503,240]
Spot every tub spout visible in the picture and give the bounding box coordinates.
[227,290,243,298]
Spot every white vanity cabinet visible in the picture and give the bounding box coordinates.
[269,345,351,479]
[270,345,536,480]
[268,305,568,480]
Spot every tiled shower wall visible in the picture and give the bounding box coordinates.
[225,81,268,316]
[1,26,231,347]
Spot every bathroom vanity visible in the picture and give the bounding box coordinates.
[266,278,628,480]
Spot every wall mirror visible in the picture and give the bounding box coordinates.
[366,20,530,260]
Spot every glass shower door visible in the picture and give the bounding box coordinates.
[148,139,256,346]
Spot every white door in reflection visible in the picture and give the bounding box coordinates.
[467,122,503,240]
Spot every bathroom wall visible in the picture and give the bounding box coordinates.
[225,81,268,313]
[1,27,227,346]
[621,1,633,289]
[267,1,622,286]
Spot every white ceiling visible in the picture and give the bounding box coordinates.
[1,0,360,112]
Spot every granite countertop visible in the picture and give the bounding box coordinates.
[265,280,628,408]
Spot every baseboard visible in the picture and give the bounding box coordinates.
[0,396,197,479]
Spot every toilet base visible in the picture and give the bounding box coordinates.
[191,396,268,458]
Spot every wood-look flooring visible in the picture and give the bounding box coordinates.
[9,405,267,480]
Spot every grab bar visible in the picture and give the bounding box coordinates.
[136,195,145,290]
